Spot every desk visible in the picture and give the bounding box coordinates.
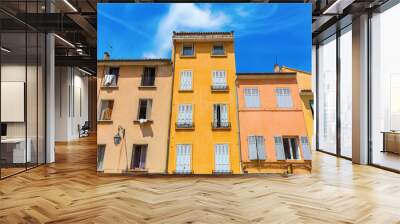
[1,138,32,163]
[382,131,400,154]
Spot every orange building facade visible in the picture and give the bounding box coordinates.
[236,69,312,174]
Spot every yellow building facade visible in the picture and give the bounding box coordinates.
[167,32,241,174]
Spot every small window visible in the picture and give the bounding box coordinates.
[182,43,194,56]
[180,70,193,91]
[98,100,114,120]
[214,144,230,173]
[212,104,229,128]
[276,88,293,108]
[176,144,192,173]
[282,137,300,160]
[247,136,266,160]
[212,43,225,55]
[141,67,156,86]
[103,67,119,87]
[97,145,106,171]
[212,70,227,90]
[177,104,193,128]
[131,145,147,169]
[138,99,152,120]
[244,88,260,108]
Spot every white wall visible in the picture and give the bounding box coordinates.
[54,67,89,141]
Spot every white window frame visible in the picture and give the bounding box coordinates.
[214,144,230,173]
[181,43,194,56]
[275,88,293,108]
[212,70,227,88]
[247,135,266,160]
[176,144,192,173]
[180,70,193,91]
[177,104,193,126]
[244,88,260,108]
[212,43,225,56]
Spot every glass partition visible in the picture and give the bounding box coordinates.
[317,35,337,154]
[339,26,352,158]
[370,3,400,171]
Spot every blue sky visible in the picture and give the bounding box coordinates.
[98,3,311,72]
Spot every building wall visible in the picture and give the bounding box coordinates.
[237,77,310,173]
[281,67,314,147]
[97,61,172,174]
[167,40,241,174]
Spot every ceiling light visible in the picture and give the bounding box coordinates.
[63,0,78,12]
[1,47,11,53]
[54,34,75,48]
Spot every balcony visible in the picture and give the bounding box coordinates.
[175,122,194,130]
[212,121,231,130]
[211,84,229,92]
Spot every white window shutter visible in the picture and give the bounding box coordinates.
[244,89,251,107]
[274,136,286,160]
[248,136,258,160]
[176,145,191,173]
[256,136,266,160]
[187,105,193,123]
[215,144,230,172]
[213,104,218,123]
[178,105,184,124]
[300,136,312,160]
[176,145,183,172]
[221,104,228,123]
[253,88,260,107]
[180,71,192,90]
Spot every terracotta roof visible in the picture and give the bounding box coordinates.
[237,72,297,76]
[173,31,234,36]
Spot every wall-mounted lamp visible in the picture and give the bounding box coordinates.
[114,126,125,145]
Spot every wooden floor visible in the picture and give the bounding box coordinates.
[1,136,400,223]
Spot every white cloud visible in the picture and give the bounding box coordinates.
[143,4,230,58]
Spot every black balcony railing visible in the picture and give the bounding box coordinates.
[212,121,231,129]
[175,122,194,129]
[211,84,229,91]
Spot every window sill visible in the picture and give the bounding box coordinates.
[98,120,113,124]
[138,86,156,90]
[128,168,148,172]
[178,89,193,93]
[180,55,196,58]
[212,127,231,131]
[133,119,153,124]
[173,170,193,175]
[212,170,232,175]
[176,127,195,131]
[100,86,119,90]
[211,88,229,93]
[211,54,227,57]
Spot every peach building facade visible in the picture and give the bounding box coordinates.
[236,71,312,173]
[97,58,172,174]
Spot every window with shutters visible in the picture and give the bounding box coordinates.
[247,136,266,160]
[137,99,152,121]
[131,145,147,169]
[98,100,114,121]
[181,43,194,56]
[280,137,301,160]
[212,43,225,56]
[244,88,260,108]
[102,67,119,87]
[97,145,106,171]
[176,104,194,129]
[214,144,231,173]
[175,144,192,173]
[141,67,156,86]
[300,136,312,160]
[180,70,193,91]
[275,88,293,108]
[212,104,230,129]
[211,70,228,91]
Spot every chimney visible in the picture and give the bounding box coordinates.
[274,64,280,73]
[103,52,110,60]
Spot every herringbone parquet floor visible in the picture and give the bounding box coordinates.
[1,135,400,224]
